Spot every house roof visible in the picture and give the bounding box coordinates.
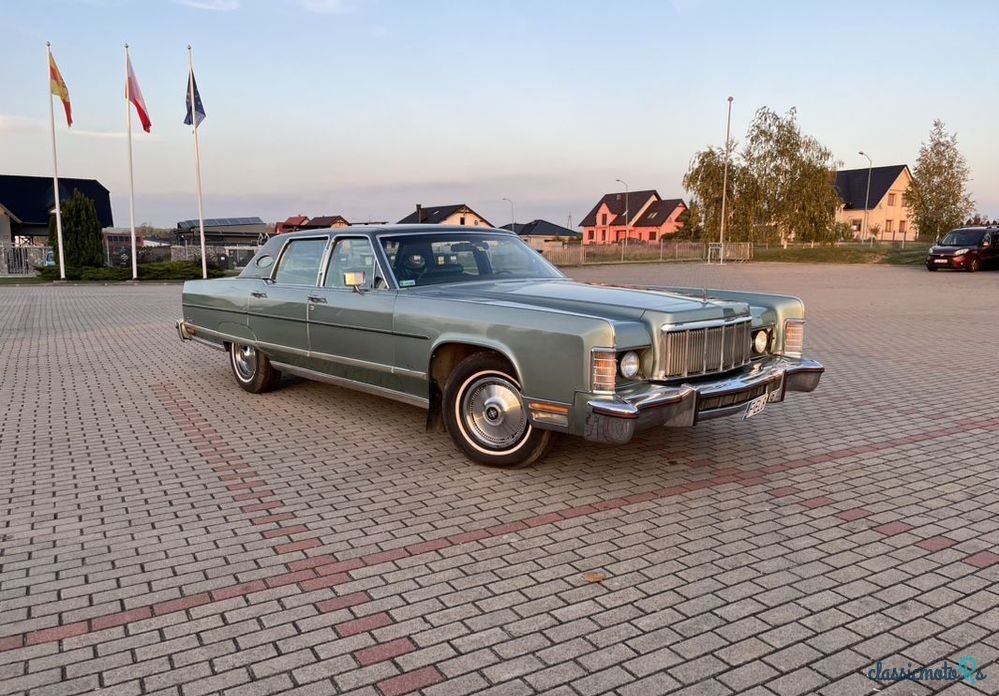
[280,215,310,227]
[500,219,581,237]
[397,204,492,227]
[0,174,113,227]
[632,198,686,227]
[305,215,349,227]
[835,165,909,211]
[579,190,659,227]
[177,217,265,230]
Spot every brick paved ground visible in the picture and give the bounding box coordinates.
[1,262,998,696]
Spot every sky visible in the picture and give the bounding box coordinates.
[2,0,997,228]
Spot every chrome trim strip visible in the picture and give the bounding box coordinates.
[271,361,429,410]
[309,348,427,381]
[179,323,428,380]
[191,335,225,351]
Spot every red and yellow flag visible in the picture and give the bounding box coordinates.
[49,52,72,127]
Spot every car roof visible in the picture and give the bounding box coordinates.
[277,224,517,241]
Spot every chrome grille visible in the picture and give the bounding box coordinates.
[659,318,752,379]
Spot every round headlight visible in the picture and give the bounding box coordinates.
[752,330,770,355]
[619,351,640,379]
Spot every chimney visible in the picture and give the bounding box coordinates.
[415,204,422,224]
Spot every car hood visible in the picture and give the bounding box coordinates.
[930,245,972,255]
[411,278,749,323]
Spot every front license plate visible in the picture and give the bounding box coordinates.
[934,259,947,263]
[743,394,768,420]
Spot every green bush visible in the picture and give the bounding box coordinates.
[48,190,104,268]
[35,261,225,282]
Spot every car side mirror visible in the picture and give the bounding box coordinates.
[344,271,366,292]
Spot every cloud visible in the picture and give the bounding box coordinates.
[0,115,43,133]
[0,115,135,140]
[299,0,354,14]
[173,0,240,10]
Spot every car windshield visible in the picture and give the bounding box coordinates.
[940,230,984,246]
[380,233,565,287]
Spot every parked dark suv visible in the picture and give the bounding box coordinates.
[926,227,999,272]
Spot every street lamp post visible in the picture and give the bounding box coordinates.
[859,151,873,245]
[719,96,734,265]
[502,197,515,233]
[615,178,628,262]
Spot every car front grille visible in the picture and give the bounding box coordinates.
[658,318,752,379]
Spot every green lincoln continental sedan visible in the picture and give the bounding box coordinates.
[177,225,823,467]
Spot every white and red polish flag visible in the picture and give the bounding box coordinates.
[126,53,152,132]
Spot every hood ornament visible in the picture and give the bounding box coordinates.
[702,287,709,304]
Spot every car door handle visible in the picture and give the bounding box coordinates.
[250,291,267,298]
[307,295,327,304]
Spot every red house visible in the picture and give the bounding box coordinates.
[580,190,687,245]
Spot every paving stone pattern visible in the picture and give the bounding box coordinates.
[1,263,998,696]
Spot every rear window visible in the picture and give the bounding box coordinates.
[273,238,328,285]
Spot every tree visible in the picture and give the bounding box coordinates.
[740,107,841,245]
[48,189,104,268]
[674,205,700,240]
[683,107,840,246]
[905,120,975,241]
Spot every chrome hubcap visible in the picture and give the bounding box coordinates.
[462,376,527,450]
[233,344,257,381]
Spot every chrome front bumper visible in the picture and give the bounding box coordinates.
[583,356,823,444]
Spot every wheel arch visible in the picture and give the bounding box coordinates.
[425,339,522,433]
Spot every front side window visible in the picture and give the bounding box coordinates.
[380,233,564,287]
[324,237,385,290]
[273,238,327,285]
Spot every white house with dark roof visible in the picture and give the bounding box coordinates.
[579,190,686,245]
[398,204,492,227]
[835,165,917,241]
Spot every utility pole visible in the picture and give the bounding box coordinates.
[719,96,734,265]
[859,151,873,245]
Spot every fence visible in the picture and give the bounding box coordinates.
[0,246,52,275]
[707,242,753,263]
[539,241,711,267]
[171,244,260,270]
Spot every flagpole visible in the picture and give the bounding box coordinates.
[125,44,138,281]
[188,45,207,280]
[47,42,66,281]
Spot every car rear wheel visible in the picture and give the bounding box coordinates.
[443,353,551,467]
[968,257,981,272]
[229,342,281,393]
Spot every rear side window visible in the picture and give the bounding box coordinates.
[273,238,327,285]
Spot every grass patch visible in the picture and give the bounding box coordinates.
[0,276,49,285]
[753,244,929,265]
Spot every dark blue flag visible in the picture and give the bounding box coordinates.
[184,69,206,128]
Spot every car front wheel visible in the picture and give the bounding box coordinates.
[926,264,938,271]
[968,257,981,272]
[229,342,281,393]
[443,353,552,467]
